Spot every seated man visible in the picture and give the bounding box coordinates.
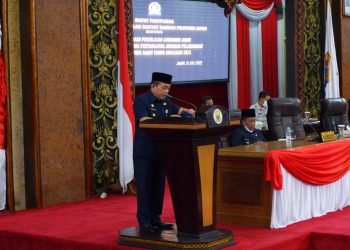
[200,96,214,108]
[196,96,214,116]
[250,90,271,129]
[228,109,265,146]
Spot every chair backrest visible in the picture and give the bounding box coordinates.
[228,109,241,120]
[267,98,305,140]
[320,98,348,131]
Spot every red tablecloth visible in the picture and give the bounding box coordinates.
[264,139,350,190]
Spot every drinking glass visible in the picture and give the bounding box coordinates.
[304,111,310,121]
[291,129,296,140]
[338,124,345,138]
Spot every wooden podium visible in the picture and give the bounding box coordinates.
[119,107,235,249]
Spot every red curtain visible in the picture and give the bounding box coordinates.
[235,1,279,107]
[236,10,251,109]
[0,52,6,149]
[265,140,350,190]
[261,8,278,97]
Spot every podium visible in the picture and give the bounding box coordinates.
[119,107,235,249]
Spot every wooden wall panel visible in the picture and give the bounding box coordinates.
[20,0,91,208]
[36,0,85,207]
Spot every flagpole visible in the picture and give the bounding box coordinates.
[324,0,340,99]
[117,0,135,193]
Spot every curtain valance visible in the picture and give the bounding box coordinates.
[236,2,274,21]
[241,0,281,11]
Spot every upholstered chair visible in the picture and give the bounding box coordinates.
[267,98,305,140]
[320,98,348,132]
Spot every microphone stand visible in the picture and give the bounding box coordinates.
[304,117,319,141]
[166,94,197,111]
[331,117,338,133]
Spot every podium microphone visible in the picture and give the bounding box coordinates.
[167,94,197,110]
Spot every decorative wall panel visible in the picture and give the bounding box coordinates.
[303,0,322,117]
[89,0,118,194]
[89,0,135,194]
[295,0,305,112]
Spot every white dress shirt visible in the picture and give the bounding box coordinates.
[250,102,268,129]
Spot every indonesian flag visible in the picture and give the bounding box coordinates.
[324,0,339,98]
[117,0,135,193]
[0,23,7,210]
[0,149,5,210]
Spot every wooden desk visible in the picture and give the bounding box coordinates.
[216,140,316,227]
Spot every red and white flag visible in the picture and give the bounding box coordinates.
[117,0,135,193]
[324,0,339,98]
[0,23,7,210]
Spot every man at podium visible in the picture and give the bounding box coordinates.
[133,72,195,235]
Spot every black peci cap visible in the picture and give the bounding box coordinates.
[241,109,256,119]
[151,72,172,84]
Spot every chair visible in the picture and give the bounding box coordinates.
[267,98,305,140]
[219,109,241,147]
[320,98,348,132]
[228,109,241,120]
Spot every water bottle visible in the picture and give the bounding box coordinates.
[286,127,292,142]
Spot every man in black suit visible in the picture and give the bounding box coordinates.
[228,109,265,146]
[133,72,195,235]
[200,96,214,108]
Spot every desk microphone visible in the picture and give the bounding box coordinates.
[304,118,319,141]
[331,117,338,132]
[167,94,197,110]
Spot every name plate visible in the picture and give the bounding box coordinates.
[320,131,336,142]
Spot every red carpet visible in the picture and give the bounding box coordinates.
[1,188,350,250]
